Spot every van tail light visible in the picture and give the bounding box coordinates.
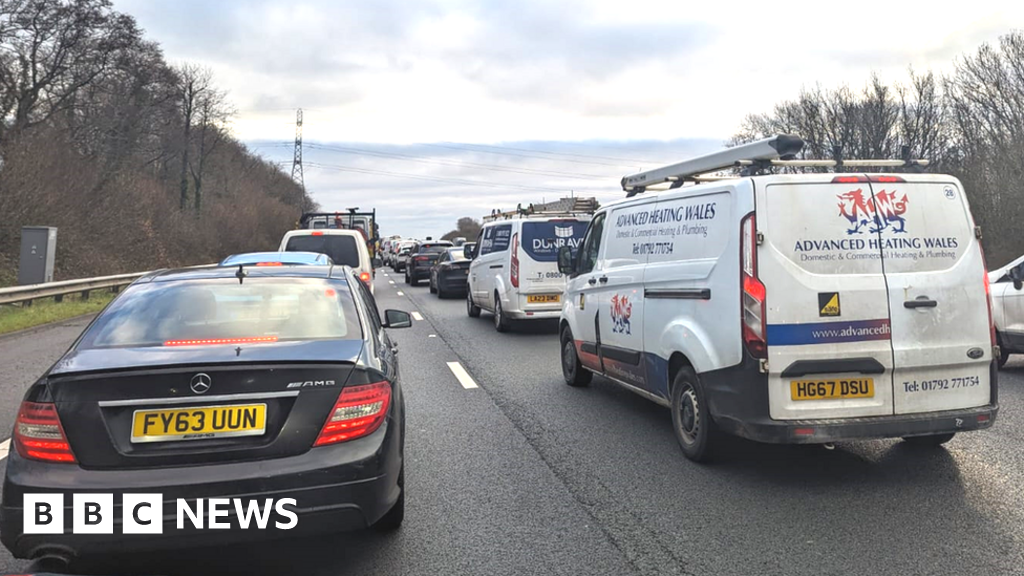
[980,245,996,347]
[314,382,391,446]
[510,233,520,288]
[14,402,76,463]
[741,213,767,358]
[359,271,372,286]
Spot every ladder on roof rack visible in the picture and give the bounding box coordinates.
[620,135,929,197]
[483,198,598,222]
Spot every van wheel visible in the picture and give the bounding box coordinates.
[404,271,411,284]
[373,466,405,531]
[997,336,1009,368]
[467,291,481,317]
[902,433,955,446]
[429,278,437,294]
[560,328,592,387]
[494,295,510,333]
[670,367,718,462]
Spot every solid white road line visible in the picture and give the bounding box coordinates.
[0,438,10,462]
[412,312,424,321]
[447,362,479,389]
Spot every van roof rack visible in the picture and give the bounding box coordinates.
[483,197,598,222]
[620,135,929,197]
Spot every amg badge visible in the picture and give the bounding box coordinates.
[286,380,336,389]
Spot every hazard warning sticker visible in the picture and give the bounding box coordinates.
[819,292,841,317]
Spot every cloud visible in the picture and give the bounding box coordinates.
[246,137,721,239]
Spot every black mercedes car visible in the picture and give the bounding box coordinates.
[404,241,452,286]
[0,264,411,566]
[429,247,470,298]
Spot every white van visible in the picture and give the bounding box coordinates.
[279,229,377,294]
[988,253,1024,367]
[557,135,997,461]
[467,215,591,331]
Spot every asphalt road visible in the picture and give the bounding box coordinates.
[1,270,1023,575]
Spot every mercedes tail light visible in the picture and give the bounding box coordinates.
[14,401,76,463]
[314,382,391,446]
[510,233,520,288]
[741,213,767,358]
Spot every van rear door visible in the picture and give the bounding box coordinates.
[871,177,992,414]
[759,177,894,420]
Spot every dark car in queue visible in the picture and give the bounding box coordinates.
[429,247,471,298]
[404,241,453,286]
[0,264,412,566]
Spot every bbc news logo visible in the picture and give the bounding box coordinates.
[24,494,298,534]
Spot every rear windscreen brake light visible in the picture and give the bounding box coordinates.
[164,336,278,346]
[741,213,767,358]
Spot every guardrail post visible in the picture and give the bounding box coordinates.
[81,290,90,301]
[55,294,64,303]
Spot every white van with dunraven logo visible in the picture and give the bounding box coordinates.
[557,135,998,461]
[467,214,591,331]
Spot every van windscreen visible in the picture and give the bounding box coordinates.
[521,221,589,262]
[285,235,360,267]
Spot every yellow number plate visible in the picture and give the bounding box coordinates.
[527,294,560,303]
[790,378,874,401]
[131,404,267,443]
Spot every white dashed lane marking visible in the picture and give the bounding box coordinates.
[0,438,10,462]
[397,291,404,296]
[412,312,424,321]
[446,362,479,389]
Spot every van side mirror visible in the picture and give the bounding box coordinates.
[1010,266,1024,290]
[557,246,576,276]
[463,245,476,260]
[383,309,412,328]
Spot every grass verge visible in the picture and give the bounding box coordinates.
[0,291,115,335]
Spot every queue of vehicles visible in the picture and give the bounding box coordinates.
[0,134,1012,567]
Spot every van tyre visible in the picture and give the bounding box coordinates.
[996,335,1009,368]
[404,270,411,284]
[429,278,437,294]
[467,292,481,317]
[494,294,510,333]
[560,327,592,387]
[373,466,405,531]
[670,367,718,462]
[902,433,955,446]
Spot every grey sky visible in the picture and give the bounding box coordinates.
[113,0,1024,238]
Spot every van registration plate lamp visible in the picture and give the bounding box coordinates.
[527,294,560,304]
[790,378,874,401]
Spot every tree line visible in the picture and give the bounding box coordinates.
[0,0,313,283]
[732,30,1024,267]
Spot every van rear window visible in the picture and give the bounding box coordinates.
[521,221,589,262]
[285,235,360,267]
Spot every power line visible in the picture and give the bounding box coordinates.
[305,161,572,193]
[437,141,670,164]
[304,143,612,180]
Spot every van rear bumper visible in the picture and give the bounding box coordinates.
[703,353,999,444]
[718,404,997,444]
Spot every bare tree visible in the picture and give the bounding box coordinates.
[189,83,231,212]
[0,0,140,146]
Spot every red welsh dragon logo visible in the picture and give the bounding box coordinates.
[837,188,909,235]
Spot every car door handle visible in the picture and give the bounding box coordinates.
[599,276,608,284]
[588,278,597,285]
[904,297,938,309]
[489,265,503,269]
